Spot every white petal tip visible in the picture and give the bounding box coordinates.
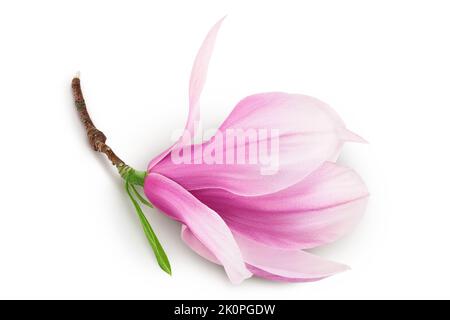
[341,264,351,272]
[215,16,227,29]
[338,128,368,144]
[74,71,80,79]
[229,270,253,285]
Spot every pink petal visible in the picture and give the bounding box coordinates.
[191,162,369,249]
[144,173,251,284]
[152,92,362,195]
[337,127,367,143]
[181,224,220,264]
[187,17,225,137]
[148,18,225,170]
[181,227,349,282]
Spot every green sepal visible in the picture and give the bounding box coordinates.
[119,165,146,186]
[125,180,171,275]
[130,183,153,208]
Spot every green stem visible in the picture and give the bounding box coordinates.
[72,75,170,275]
[118,165,147,186]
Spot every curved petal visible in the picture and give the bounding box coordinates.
[181,227,348,282]
[191,162,369,249]
[144,173,251,284]
[187,17,225,136]
[148,18,225,170]
[152,92,364,195]
[181,224,220,264]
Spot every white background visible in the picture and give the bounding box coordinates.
[0,0,449,299]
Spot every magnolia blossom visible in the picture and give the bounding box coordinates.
[143,18,368,284]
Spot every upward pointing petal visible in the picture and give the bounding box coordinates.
[186,17,225,137]
[148,18,225,171]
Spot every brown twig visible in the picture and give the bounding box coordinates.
[72,75,126,169]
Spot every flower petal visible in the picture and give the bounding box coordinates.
[191,162,369,249]
[148,18,224,170]
[187,17,225,137]
[144,172,251,284]
[235,233,349,282]
[181,227,349,282]
[181,224,220,264]
[153,92,362,195]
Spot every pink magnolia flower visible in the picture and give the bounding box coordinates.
[144,18,368,284]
